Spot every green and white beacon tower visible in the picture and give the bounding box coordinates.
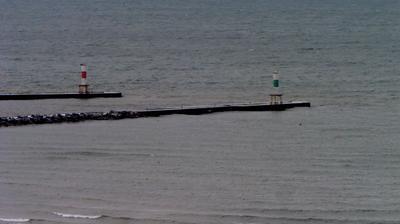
[269,70,283,104]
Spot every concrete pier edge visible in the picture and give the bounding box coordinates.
[0,102,310,127]
[0,92,122,100]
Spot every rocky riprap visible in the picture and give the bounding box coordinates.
[0,102,311,127]
[0,111,142,127]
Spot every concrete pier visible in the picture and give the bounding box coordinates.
[0,64,122,100]
[0,101,310,127]
[0,92,122,100]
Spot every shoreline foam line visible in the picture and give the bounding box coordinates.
[0,102,310,127]
[0,218,31,222]
[53,212,102,219]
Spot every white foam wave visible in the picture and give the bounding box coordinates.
[53,212,102,219]
[0,218,30,222]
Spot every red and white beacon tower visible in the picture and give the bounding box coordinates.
[79,64,89,94]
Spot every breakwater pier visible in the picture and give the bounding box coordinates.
[0,92,122,100]
[0,64,122,100]
[0,102,310,127]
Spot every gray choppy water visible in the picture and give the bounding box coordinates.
[0,0,400,223]
[0,0,399,115]
[1,106,399,224]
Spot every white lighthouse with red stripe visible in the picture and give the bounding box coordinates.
[79,64,89,94]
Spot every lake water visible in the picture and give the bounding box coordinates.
[0,0,399,223]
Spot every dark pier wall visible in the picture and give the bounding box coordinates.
[0,102,310,127]
[0,92,122,100]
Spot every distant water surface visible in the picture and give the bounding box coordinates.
[0,0,398,115]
